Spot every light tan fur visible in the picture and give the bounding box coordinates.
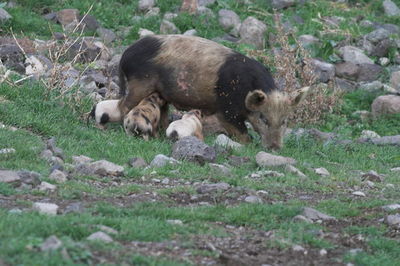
[166,109,204,141]
[123,93,166,140]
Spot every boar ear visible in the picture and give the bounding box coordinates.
[291,86,310,106]
[245,90,267,111]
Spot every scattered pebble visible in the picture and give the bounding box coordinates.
[87,231,113,243]
[33,202,59,215]
[40,235,62,251]
[382,204,400,211]
[244,195,263,203]
[315,167,330,176]
[166,219,183,226]
[352,191,366,197]
[0,148,16,154]
[38,181,57,192]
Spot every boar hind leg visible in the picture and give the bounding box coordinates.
[216,114,251,143]
[159,104,169,129]
[119,79,156,115]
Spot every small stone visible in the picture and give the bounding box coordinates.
[390,167,400,172]
[293,215,313,223]
[40,149,53,161]
[139,28,155,38]
[360,130,380,139]
[359,81,383,92]
[9,208,22,214]
[386,184,395,189]
[214,134,243,150]
[383,0,400,17]
[382,204,400,211]
[96,27,117,44]
[183,29,197,36]
[247,170,284,179]
[209,163,231,176]
[320,249,328,256]
[361,170,384,182]
[89,160,124,176]
[302,207,336,221]
[129,157,148,168]
[72,155,93,165]
[244,195,263,203]
[172,136,216,165]
[292,244,306,253]
[33,202,59,215]
[285,165,306,178]
[349,248,363,256]
[339,46,374,65]
[18,171,41,186]
[0,170,21,185]
[87,231,113,243]
[352,191,366,197]
[379,57,390,66]
[166,219,183,225]
[164,12,178,20]
[38,182,57,192]
[315,167,330,176]
[145,7,160,17]
[365,180,375,188]
[40,236,62,251]
[97,225,118,235]
[218,9,241,31]
[160,20,180,34]
[0,148,16,154]
[150,154,180,168]
[48,170,68,183]
[161,178,170,185]
[372,95,400,117]
[298,34,319,47]
[239,16,267,49]
[0,8,12,22]
[255,152,296,167]
[138,0,155,11]
[390,71,400,90]
[64,202,85,214]
[386,214,400,227]
[196,182,230,194]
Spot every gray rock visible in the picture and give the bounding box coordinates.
[17,171,41,186]
[357,63,383,82]
[129,157,148,168]
[239,16,267,49]
[87,231,113,243]
[0,44,25,73]
[214,134,243,150]
[308,128,337,141]
[198,0,216,6]
[48,170,68,183]
[244,195,263,203]
[209,163,231,176]
[315,167,330,176]
[183,29,197,36]
[246,170,284,179]
[382,204,400,211]
[391,167,400,172]
[228,155,250,166]
[292,244,306,253]
[89,160,124,176]
[171,136,216,165]
[160,20,180,34]
[302,207,336,221]
[370,39,392,57]
[38,181,57,192]
[390,71,400,90]
[145,7,160,17]
[164,12,178,20]
[271,0,296,9]
[96,27,117,44]
[359,81,383,92]
[298,35,319,46]
[360,130,380,139]
[218,9,241,31]
[349,248,363,256]
[366,28,390,44]
[255,151,296,167]
[40,236,62,251]
[196,182,230,194]
[0,170,21,185]
[352,191,366,197]
[64,202,85,214]
[33,202,59,215]
[386,214,400,227]
[293,215,313,223]
[335,77,357,92]
[339,46,374,65]
[196,6,215,18]
[166,219,183,225]
[25,55,52,78]
[285,165,306,178]
[79,14,100,31]
[161,178,170,184]
[312,59,335,83]
[371,95,400,117]
[66,38,102,63]
[138,0,155,11]
[335,62,359,81]
[97,225,118,235]
[369,135,400,146]
[139,28,155,38]
[379,57,390,66]
[72,155,93,165]
[0,8,12,21]
[383,0,400,17]
[56,9,79,26]
[150,154,180,168]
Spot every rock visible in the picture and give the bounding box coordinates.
[164,12,178,20]
[97,225,118,235]
[139,28,155,38]
[244,195,263,203]
[145,7,160,17]
[9,208,22,214]
[199,0,216,6]
[339,46,374,65]
[0,170,21,185]
[196,6,215,18]
[308,128,337,141]
[150,154,180,168]
[370,39,392,57]
[359,80,383,92]
[66,38,102,63]
[40,236,62,251]
[352,191,366,197]
[38,181,57,192]
[357,64,383,82]
[386,214,400,227]
[349,248,363,256]
[292,244,306,253]
[315,167,330,176]
[48,170,68,183]
[160,20,181,34]
[129,157,148,168]
[382,204,400,211]
[72,155,93,165]
[255,152,296,167]
[87,231,113,243]
[228,155,250,166]
[138,0,155,11]
[218,9,241,33]
[214,134,243,150]
[18,171,41,186]
[79,14,100,31]
[271,0,296,9]
[335,78,357,92]
[371,95,400,117]
[171,136,216,165]
[383,0,400,17]
[96,27,117,44]
[161,178,170,185]
[302,207,336,221]
[335,62,359,81]
[352,110,371,122]
[366,28,390,44]
[166,219,183,225]
[0,44,25,73]
[320,249,328,256]
[88,160,124,176]
[64,202,85,214]
[239,16,267,49]
[56,9,79,26]
[209,163,231,176]
[0,8,12,21]
[183,29,197,36]
[391,167,400,172]
[369,135,400,146]
[246,170,284,178]
[379,57,390,66]
[298,34,319,46]
[390,71,400,90]
[360,130,380,139]
[312,59,335,83]
[196,182,230,194]
[293,215,313,223]
[33,202,59,215]
[365,180,375,188]
[285,165,307,178]
[25,55,53,78]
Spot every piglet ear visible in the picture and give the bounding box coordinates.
[245,90,267,111]
[290,86,310,106]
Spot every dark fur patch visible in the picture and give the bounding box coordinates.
[86,105,96,126]
[141,114,151,125]
[169,130,179,142]
[100,113,110,124]
[119,36,163,96]
[215,52,277,132]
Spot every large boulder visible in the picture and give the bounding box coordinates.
[371,95,400,117]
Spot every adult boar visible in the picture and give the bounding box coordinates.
[118,35,309,149]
